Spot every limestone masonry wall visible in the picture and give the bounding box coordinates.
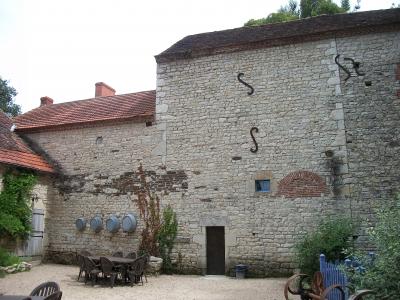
[21,30,400,276]
[156,31,400,275]
[23,122,181,263]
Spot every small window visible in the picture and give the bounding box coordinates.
[255,179,270,192]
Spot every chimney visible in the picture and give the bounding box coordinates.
[40,96,54,106]
[95,82,116,97]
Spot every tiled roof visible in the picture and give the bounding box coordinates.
[0,149,55,173]
[156,8,400,62]
[14,90,156,132]
[0,110,55,173]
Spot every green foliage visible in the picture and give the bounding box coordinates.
[0,77,20,117]
[157,205,178,274]
[341,0,350,11]
[245,0,299,26]
[300,0,346,18]
[0,170,37,238]
[245,12,299,26]
[0,247,21,267]
[245,0,350,26]
[295,217,355,275]
[345,195,400,299]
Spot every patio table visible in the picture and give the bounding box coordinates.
[88,256,135,265]
[0,296,45,300]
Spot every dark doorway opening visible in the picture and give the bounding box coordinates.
[206,226,225,275]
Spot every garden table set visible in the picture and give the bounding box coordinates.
[77,251,147,287]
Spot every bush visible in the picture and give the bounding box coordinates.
[0,247,21,267]
[344,195,400,299]
[295,217,356,275]
[157,205,178,274]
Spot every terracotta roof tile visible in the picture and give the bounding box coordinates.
[0,110,55,173]
[156,8,400,62]
[14,90,156,131]
[0,149,54,173]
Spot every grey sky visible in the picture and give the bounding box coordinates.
[0,0,397,112]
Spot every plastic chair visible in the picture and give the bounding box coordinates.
[30,281,60,297]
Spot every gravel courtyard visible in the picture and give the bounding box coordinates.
[0,264,291,300]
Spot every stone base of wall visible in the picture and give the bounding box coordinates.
[44,250,77,265]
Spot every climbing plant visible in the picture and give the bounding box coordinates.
[0,170,37,238]
[136,164,161,256]
[157,205,178,274]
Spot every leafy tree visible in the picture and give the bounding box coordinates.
[245,0,299,26]
[341,0,351,11]
[0,77,20,117]
[245,0,351,27]
[300,0,347,18]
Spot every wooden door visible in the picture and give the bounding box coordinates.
[17,208,44,257]
[206,226,225,275]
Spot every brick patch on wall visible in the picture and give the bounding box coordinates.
[277,170,328,198]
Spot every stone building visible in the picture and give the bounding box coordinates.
[0,110,54,256]
[13,8,400,276]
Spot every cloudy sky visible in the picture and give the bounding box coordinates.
[0,0,398,112]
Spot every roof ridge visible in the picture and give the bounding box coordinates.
[17,90,155,116]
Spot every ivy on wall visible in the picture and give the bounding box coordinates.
[0,170,37,239]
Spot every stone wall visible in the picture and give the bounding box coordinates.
[19,30,400,276]
[22,121,184,263]
[337,31,400,245]
[156,30,400,275]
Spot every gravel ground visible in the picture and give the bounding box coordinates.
[0,264,293,300]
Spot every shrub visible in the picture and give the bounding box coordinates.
[344,195,400,299]
[295,217,355,275]
[157,205,178,274]
[0,247,21,267]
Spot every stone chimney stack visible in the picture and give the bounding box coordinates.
[95,82,116,97]
[40,96,54,106]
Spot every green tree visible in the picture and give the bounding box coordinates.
[245,0,350,27]
[0,77,20,117]
[245,0,299,26]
